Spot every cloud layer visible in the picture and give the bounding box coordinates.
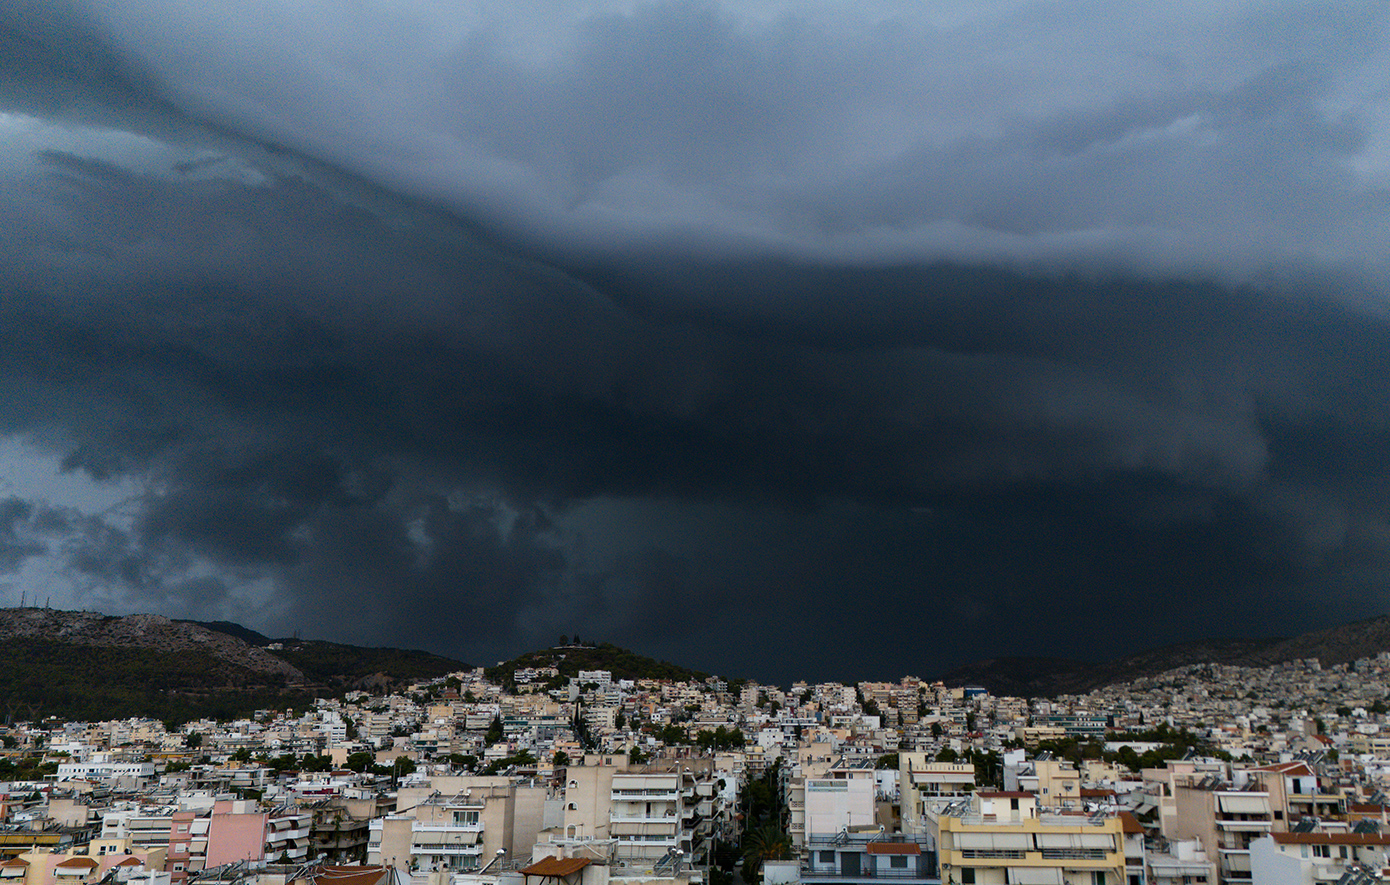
[0,0,1388,680]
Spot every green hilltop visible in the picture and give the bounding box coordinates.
[485,640,711,686]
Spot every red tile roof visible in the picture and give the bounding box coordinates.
[1272,833,1390,846]
[520,858,592,878]
[55,858,100,868]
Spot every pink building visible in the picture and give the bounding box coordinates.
[204,801,268,868]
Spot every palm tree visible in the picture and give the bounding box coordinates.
[742,822,792,881]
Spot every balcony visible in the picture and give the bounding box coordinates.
[800,867,935,881]
[1214,820,1270,832]
[268,827,311,842]
[416,824,484,833]
[1313,864,1352,881]
[413,845,484,856]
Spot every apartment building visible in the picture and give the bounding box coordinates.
[1164,779,1272,885]
[368,777,549,872]
[1145,840,1213,885]
[1249,832,1390,885]
[899,755,977,834]
[931,792,1127,885]
[547,763,714,879]
[796,770,937,885]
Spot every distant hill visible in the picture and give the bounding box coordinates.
[0,608,466,722]
[267,640,469,688]
[936,615,1390,697]
[181,619,273,647]
[486,641,711,685]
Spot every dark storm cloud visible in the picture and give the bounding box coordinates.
[1,0,1389,678]
[0,498,48,571]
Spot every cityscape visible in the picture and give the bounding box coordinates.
[3,628,1390,885]
[3,5,1390,885]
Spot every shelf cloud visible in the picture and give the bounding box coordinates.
[1,0,1388,680]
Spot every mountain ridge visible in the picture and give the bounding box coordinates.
[935,614,1390,697]
[0,607,468,722]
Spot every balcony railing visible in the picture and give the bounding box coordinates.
[801,868,932,880]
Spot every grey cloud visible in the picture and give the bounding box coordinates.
[0,0,1389,677]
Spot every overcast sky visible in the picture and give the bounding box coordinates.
[1,0,1389,683]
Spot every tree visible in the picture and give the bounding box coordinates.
[485,715,504,746]
[629,746,648,764]
[931,722,943,738]
[741,823,792,884]
[345,751,376,773]
[875,753,899,770]
[553,750,570,768]
[659,724,688,745]
[185,732,203,749]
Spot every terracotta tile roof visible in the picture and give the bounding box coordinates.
[1271,833,1390,846]
[520,857,592,877]
[55,857,100,868]
[314,864,392,885]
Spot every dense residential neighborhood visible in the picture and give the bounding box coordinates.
[5,642,1390,885]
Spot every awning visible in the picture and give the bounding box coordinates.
[1218,795,1270,815]
[1008,868,1063,885]
[1034,834,1082,849]
[867,843,921,855]
[956,833,1032,850]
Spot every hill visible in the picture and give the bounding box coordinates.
[268,640,469,688]
[0,608,467,722]
[485,641,711,686]
[936,615,1390,697]
[181,619,273,647]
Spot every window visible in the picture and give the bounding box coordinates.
[890,857,908,869]
[962,869,975,884]
[820,852,836,864]
[1010,798,1019,810]
[1313,846,1331,859]
[173,865,184,872]
[1093,873,1105,885]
